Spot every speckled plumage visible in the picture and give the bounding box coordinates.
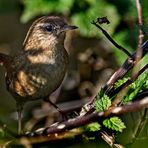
[6,16,74,104]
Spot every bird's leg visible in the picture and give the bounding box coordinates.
[16,102,24,135]
[43,97,67,120]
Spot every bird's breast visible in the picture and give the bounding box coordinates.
[8,49,68,102]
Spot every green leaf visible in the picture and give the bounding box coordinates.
[85,122,101,132]
[114,77,129,88]
[103,117,126,132]
[131,72,148,90]
[123,72,148,103]
[95,94,111,112]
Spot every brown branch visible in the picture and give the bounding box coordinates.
[133,0,145,79]
[103,40,148,93]
[91,21,131,57]
[108,64,148,98]
[131,2,146,138]
[80,48,148,114]
[136,0,144,46]
[24,97,148,139]
[110,63,147,107]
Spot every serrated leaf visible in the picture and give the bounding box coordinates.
[123,87,140,103]
[103,117,126,132]
[85,122,101,132]
[130,71,148,89]
[95,94,111,112]
[123,72,148,103]
[114,77,129,88]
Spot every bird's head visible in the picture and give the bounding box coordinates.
[23,16,77,50]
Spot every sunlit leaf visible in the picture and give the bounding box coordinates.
[95,94,111,112]
[103,117,126,132]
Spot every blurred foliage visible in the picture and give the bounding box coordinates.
[85,122,101,132]
[20,0,148,63]
[21,0,74,22]
[21,0,119,37]
[0,1,17,13]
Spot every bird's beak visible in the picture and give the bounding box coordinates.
[61,24,78,32]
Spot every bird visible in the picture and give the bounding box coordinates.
[0,16,77,134]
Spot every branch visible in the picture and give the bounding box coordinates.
[103,40,148,93]
[24,97,148,139]
[133,0,144,78]
[108,64,148,98]
[91,21,131,57]
[136,0,144,46]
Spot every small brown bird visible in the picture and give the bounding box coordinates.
[0,16,77,134]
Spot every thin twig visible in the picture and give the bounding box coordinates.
[91,21,131,57]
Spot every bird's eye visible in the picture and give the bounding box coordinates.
[44,25,53,32]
